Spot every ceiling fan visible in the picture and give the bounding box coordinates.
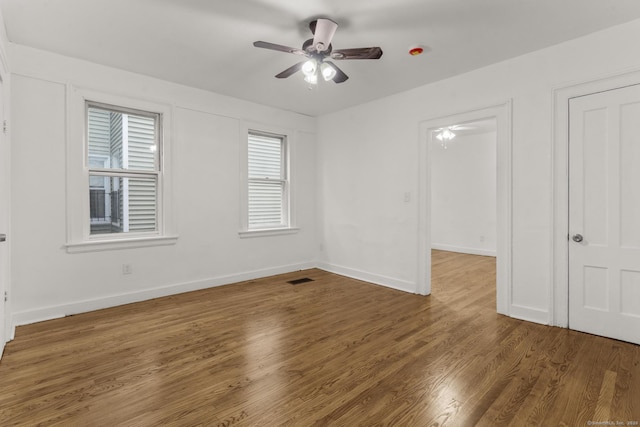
[253,18,383,84]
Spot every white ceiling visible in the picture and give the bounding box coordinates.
[3,0,640,116]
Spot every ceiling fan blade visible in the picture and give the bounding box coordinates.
[324,61,349,83]
[311,18,338,53]
[275,61,305,79]
[253,41,306,56]
[331,47,383,60]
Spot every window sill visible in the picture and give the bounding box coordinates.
[238,227,300,239]
[66,235,179,253]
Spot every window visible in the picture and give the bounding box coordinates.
[65,88,176,253]
[239,126,297,237]
[247,131,288,229]
[87,103,159,235]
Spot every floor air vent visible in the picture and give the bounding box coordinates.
[287,277,314,285]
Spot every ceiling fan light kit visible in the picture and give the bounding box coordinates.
[253,18,383,85]
[321,62,337,81]
[304,72,318,85]
[301,59,317,77]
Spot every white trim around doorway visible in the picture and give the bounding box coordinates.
[418,101,512,317]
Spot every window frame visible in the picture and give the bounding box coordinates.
[86,101,161,235]
[239,123,298,238]
[248,130,288,229]
[65,87,177,253]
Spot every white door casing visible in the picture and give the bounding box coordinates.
[569,84,640,345]
[418,101,512,316]
[0,76,7,355]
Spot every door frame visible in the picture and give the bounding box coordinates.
[552,68,640,328]
[418,100,512,316]
[0,45,9,353]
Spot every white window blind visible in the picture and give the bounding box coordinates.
[248,132,288,228]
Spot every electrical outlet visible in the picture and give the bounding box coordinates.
[480,235,485,242]
[122,264,133,275]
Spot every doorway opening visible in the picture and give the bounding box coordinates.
[418,102,512,316]
[429,119,497,300]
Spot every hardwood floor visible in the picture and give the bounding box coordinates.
[0,250,638,425]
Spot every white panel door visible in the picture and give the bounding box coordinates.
[0,77,7,354]
[569,84,640,345]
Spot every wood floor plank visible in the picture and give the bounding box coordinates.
[0,250,638,425]
[611,342,640,423]
[594,370,617,421]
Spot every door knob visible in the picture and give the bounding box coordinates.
[572,234,583,243]
[0,233,5,242]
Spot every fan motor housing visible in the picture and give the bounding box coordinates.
[303,38,332,55]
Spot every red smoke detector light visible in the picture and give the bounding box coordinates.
[409,47,424,56]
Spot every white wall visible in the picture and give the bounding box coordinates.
[9,44,318,325]
[431,131,496,256]
[317,19,640,322]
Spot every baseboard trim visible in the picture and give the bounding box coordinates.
[509,304,549,325]
[317,262,416,294]
[10,261,550,333]
[431,243,496,257]
[11,262,316,327]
